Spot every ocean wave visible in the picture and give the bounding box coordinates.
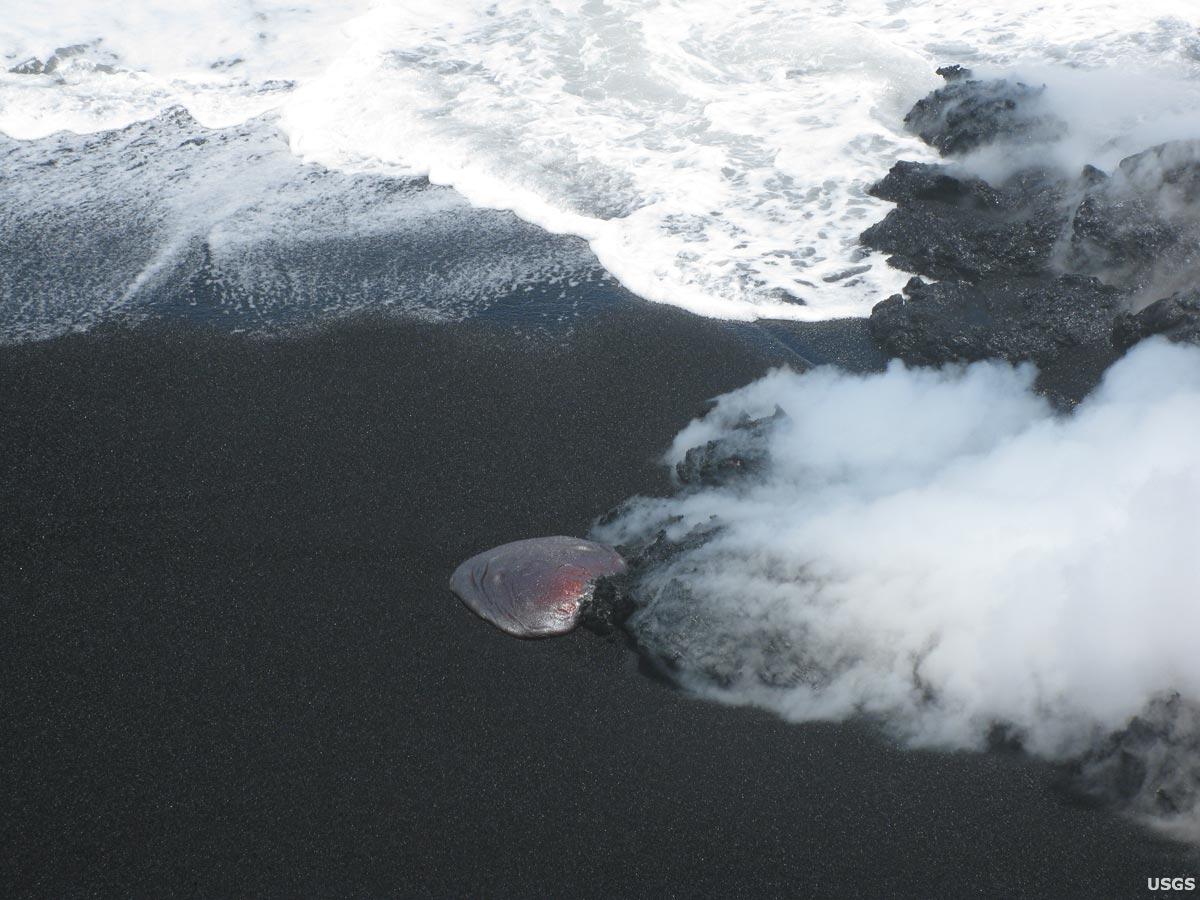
[5,1,1199,320]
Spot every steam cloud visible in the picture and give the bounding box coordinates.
[957,67,1200,181]
[594,339,1200,834]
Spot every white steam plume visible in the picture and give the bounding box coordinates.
[595,339,1200,828]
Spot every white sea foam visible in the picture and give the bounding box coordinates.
[0,1,376,135]
[4,1,1199,320]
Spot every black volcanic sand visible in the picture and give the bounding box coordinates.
[2,306,1190,898]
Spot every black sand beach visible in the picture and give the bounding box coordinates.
[2,305,1190,897]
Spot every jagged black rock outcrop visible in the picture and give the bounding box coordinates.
[592,407,790,680]
[1114,289,1200,350]
[7,44,113,77]
[1069,694,1200,828]
[862,71,1200,401]
[903,72,1064,156]
[870,275,1124,366]
[674,406,785,487]
[8,57,44,75]
[863,163,1070,281]
[1064,141,1200,296]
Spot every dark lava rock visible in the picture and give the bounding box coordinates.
[1114,289,1200,351]
[597,521,839,692]
[870,275,1125,368]
[1118,139,1200,205]
[935,64,973,82]
[1064,141,1200,293]
[583,520,726,673]
[861,72,1200,401]
[16,43,117,78]
[674,406,785,487]
[8,57,44,75]
[43,43,91,75]
[904,76,1064,156]
[868,160,1000,207]
[579,572,637,636]
[863,162,1070,281]
[1067,192,1178,287]
[1069,694,1200,825]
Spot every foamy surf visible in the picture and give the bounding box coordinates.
[4,1,1200,322]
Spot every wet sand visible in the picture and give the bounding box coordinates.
[1,306,1188,897]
